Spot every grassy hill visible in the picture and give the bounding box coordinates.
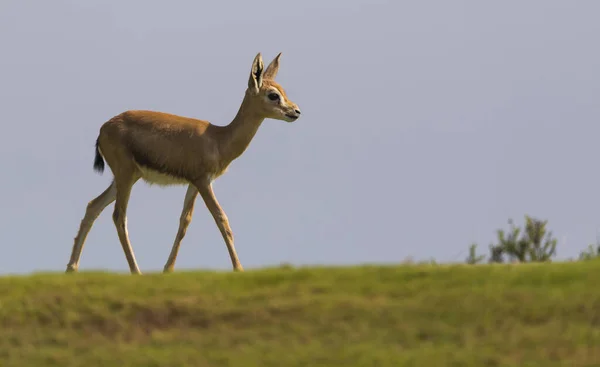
[1,261,599,366]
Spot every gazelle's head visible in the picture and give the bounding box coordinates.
[247,52,301,123]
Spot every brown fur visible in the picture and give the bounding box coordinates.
[66,53,301,274]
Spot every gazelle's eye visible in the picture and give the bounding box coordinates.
[268,93,280,101]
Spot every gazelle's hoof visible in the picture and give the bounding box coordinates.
[65,265,78,273]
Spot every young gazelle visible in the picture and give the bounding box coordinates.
[66,52,301,275]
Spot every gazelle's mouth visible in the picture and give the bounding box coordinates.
[285,114,299,121]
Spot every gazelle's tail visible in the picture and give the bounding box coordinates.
[93,137,105,174]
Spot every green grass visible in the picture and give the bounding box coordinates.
[1,261,600,366]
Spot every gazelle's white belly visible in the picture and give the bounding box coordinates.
[136,164,189,187]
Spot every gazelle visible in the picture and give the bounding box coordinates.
[66,52,301,275]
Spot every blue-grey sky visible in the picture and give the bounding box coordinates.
[1,1,599,274]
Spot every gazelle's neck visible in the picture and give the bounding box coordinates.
[221,92,265,163]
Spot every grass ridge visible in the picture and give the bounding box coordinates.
[0,261,599,366]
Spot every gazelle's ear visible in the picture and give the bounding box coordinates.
[248,53,264,94]
[263,52,281,80]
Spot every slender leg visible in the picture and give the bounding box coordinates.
[66,181,117,273]
[163,184,198,273]
[195,181,243,271]
[112,173,142,274]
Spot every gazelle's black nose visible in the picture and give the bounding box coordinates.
[294,109,301,115]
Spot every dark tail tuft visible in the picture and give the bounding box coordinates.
[93,137,105,174]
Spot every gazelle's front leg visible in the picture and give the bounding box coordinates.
[163,184,198,273]
[195,181,243,271]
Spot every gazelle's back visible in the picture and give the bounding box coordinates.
[108,110,211,135]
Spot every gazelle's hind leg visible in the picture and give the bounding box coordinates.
[163,184,198,273]
[112,168,142,274]
[66,181,117,273]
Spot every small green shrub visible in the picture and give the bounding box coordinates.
[465,244,485,265]
[468,215,558,264]
[578,243,600,261]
